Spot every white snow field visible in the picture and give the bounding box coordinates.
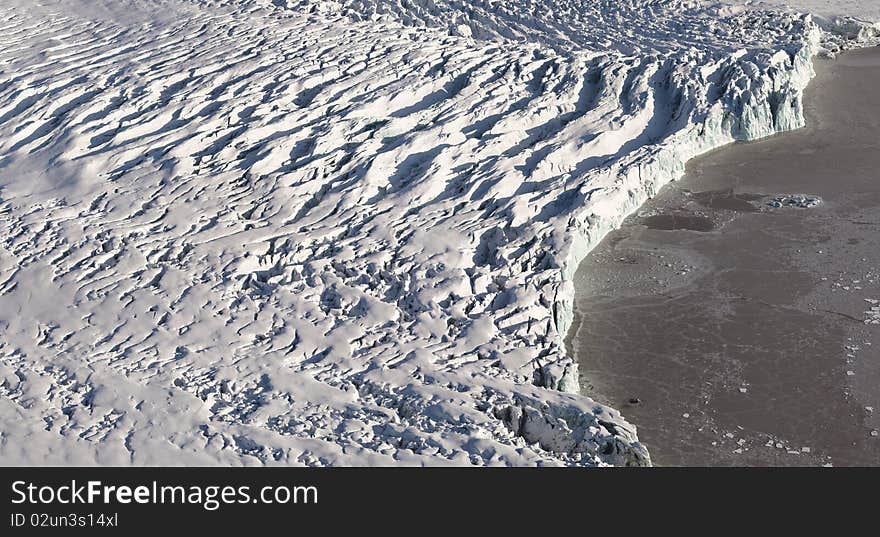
[0,0,875,466]
[732,1,880,21]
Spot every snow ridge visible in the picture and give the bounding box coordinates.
[0,0,849,466]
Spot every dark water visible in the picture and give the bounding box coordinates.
[641,214,716,232]
[567,47,880,466]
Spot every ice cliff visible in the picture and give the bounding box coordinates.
[0,0,872,466]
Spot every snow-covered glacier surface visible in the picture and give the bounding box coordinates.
[733,1,880,21]
[0,0,872,466]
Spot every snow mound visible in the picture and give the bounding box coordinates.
[0,0,869,466]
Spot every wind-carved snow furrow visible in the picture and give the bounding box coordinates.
[0,0,862,466]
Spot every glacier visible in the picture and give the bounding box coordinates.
[0,0,876,466]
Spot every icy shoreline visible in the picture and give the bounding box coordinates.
[551,17,880,462]
[0,1,877,466]
[507,11,823,467]
[553,24,820,371]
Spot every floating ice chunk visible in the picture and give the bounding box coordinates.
[865,302,880,324]
[767,194,823,209]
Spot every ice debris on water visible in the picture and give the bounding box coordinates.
[864,300,880,324]
[767,194,822,209]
